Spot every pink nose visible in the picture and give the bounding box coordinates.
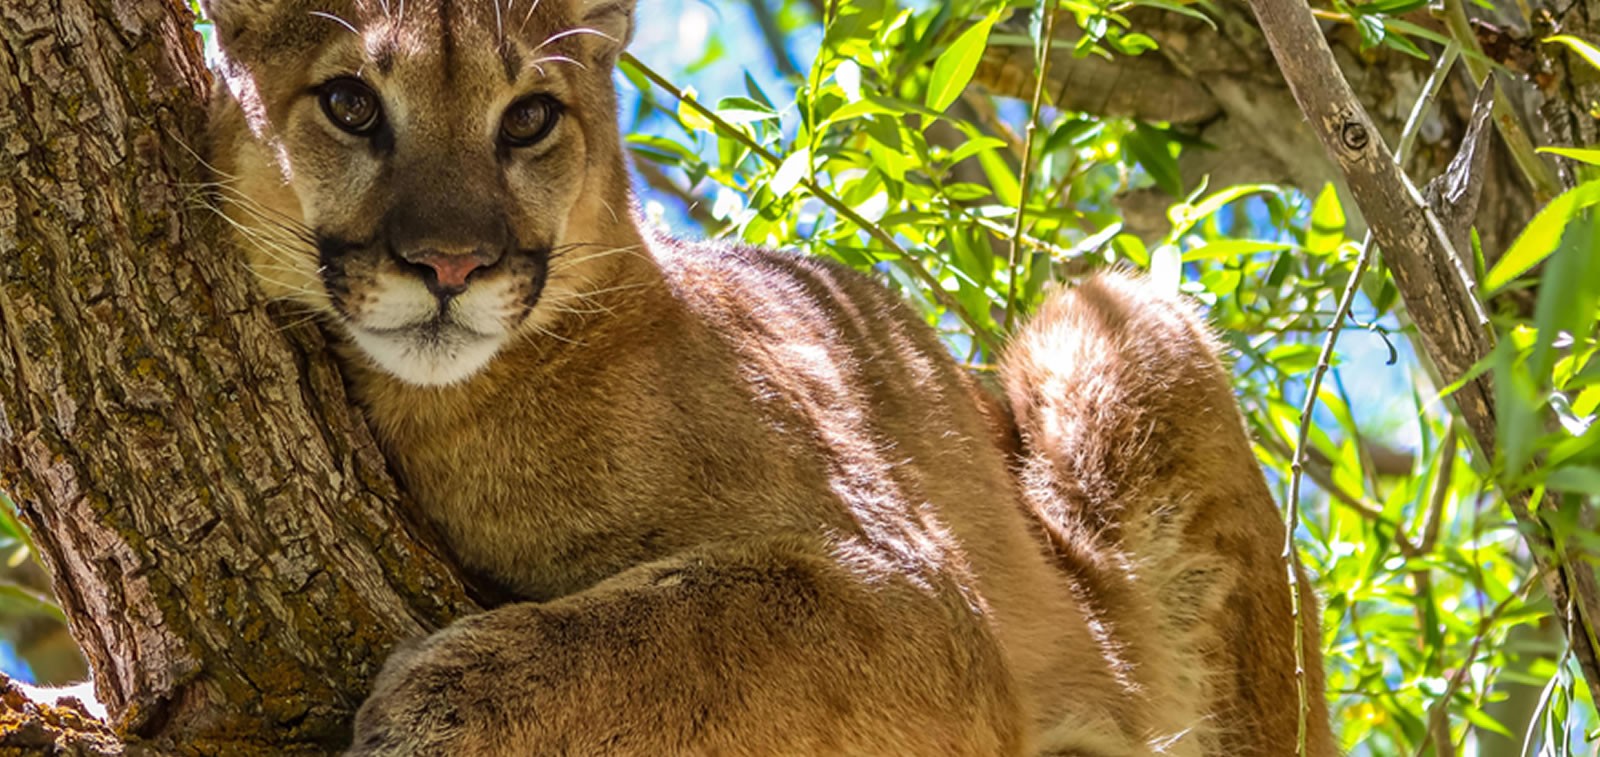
[414,253,488,290]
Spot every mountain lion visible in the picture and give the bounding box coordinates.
[201,0,1334,754]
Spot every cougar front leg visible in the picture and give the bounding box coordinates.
[347,535,1028,756]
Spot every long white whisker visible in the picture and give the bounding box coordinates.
[527,55,586,73]
[309,11,360,36]
[520,0,545,34]
[533,27,614,54]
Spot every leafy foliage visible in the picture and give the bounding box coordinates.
[0,1,1593,752]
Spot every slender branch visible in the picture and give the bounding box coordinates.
[1282,40,1474,751]
[1410,567,1544,757]
[1003,0,1060,333]
[620,52,1002,357]
[1419,425,1457,554]
[1284,232,1375,757]
[1246,0,1600,709]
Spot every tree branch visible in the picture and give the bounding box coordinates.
[1245,0,1600,706]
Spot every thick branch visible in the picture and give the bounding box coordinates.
[0,0,478,750]
[976,3,1538,251]
[1245,0,1600,706]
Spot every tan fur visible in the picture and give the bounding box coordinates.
[201,1,1335,754]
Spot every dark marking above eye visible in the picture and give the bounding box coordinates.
[439,0,456,82]
[372,37,397,76]
[499,43,522,83]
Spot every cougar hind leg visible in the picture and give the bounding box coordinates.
[1001,273,1334,756]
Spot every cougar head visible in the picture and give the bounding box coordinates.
[203,0,638,386]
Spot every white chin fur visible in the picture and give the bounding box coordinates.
[349,327,507,387]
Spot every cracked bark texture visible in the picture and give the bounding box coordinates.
[0,0,479,753]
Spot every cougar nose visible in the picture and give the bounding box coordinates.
[404,249,501,294]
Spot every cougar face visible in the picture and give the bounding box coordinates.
[205,0,635,385]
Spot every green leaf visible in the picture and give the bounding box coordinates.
[677,87,714,132]
[771,148,812,197]
[1379,23,1428,60]
[1545,466,1600,495]
[835,59,863,102]
[743,72,775,110]
[1267,343,1325,374]
[1307,183,1346,255]
[1537,146,1600,166]
[1108,32,1159,56]
[1358,0,1429,13]
[924,10,1001,114]
[1183,239,1293,262]
[1484,179,1600,293]
[942,183,994,202]
[627,135,700,165]
[977,145,1021,207]
[944,136,1007,167]
[1546,35,1600,72]
[1123,124,1183,197]
[716,96,778,125]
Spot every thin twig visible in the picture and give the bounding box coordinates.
[1284,231,1375,757]
[1281,39,1461,753]
[621,52,1001,356]
[1003,0,1059,333]
[1410,566,1544,757]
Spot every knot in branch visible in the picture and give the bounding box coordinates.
[1339,119,1370,152]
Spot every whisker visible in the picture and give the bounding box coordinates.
[522,322,585,347]
[309,11,360,36]
[519,0,545,35]
[534,26,615,54]
[527,55,585,73]
[270,308,328,333]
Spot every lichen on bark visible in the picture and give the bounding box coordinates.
[0,1,478,752]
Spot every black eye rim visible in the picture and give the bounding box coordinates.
[500,94,564,148]
[317,77,383,136]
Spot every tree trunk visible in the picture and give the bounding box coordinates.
[0,1,478,753]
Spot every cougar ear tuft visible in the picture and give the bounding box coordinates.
[573,0,637,61]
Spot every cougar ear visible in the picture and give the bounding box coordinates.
[572,0,637,62]
[199,0,275,44]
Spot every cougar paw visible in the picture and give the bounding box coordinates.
[345,629,493,756]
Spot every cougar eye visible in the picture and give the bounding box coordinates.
[500,95,562,147]
[319,78,382,135]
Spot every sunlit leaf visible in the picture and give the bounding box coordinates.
[1546,34,1600,72]
[1307,184,1346,255]
[1536,146,1600,166]
[1123,124,1183,196]
[1183,239,1293,261]
[1484,180,1600,292]
[771,148,812,197]
[924,10,1000,113]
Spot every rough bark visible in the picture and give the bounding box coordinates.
[0,0,479,753]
